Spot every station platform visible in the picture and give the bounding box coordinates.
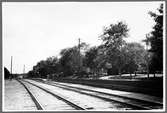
[4,79,37,111]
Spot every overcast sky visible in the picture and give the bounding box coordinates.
[3,2,163,73]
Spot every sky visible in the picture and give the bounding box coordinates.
[2,2,164,73]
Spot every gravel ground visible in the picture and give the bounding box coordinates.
[4,79,37,111]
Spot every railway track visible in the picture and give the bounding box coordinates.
[17,79,86,110]
[32,79,163,110]
[22,79,141,110]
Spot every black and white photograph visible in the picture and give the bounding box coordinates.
[2,1,165,111]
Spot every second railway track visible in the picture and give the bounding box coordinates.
[31,79,163,110]
[48,80,163,109]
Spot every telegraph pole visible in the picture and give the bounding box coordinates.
[10,56,13,79]
[11,56,13,74]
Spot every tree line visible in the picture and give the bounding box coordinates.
[27,4,163,79]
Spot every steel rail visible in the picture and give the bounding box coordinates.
[17,79,44,110]
[22,80,86,110]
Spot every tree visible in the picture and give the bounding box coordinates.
[59,48,74,76]
[45,56,60,74]
[100,21,129,75]
[29,56,60,78]
[84,46,98,74]
[147,4,163,73]
[27,70,35,78]
[59,44,87,77]
[95,45,110,75]
[122,43,147,75]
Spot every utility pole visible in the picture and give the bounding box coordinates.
[10,56,13,79]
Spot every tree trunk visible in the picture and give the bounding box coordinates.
[130,73,132,78]
[118,68,122,76]
[135,71,136,76]
[154,72,155,77]
[147,71,149,78]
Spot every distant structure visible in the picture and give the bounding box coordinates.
[16,73,28,79]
